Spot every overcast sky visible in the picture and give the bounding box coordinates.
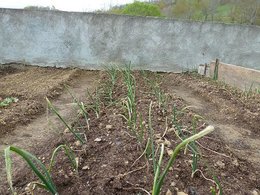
[0,0,146,12]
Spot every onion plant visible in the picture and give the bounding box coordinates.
[146,73,168,114]
[4,145,77,195]
[148,102,157,173]
[48,144,78,173]
[172,106,202,178]
[149,101,214,195]
[190,115,203,178]
[86,88,101,119]
[104,66,118,103]
[211,175,223,195]
[65,85,90,130]
[122,64,137,133]
[46,98,85,144]
[152,126,215,195]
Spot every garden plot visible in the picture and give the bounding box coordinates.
[0,66,259,195]
[0,65,79,135]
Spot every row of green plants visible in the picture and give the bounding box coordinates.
[129,70,221,195]
[4,65,220,195]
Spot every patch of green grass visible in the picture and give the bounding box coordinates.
[0,97,18,107]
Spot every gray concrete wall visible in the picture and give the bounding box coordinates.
[0,8,260,71]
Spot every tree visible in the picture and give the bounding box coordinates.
[230,0,260,24]
[121,1,161,17]
[200,0,220,21]
[172,0,197,19]
[24,5,58,11]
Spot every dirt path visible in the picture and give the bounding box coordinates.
[163,73,260,169]
[0,68,100,193]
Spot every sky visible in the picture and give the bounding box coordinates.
[0,0,146,12]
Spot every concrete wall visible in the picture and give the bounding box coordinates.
[0,8,260,71]
[209,61,260,90]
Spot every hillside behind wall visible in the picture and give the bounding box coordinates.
[0,8,260,71]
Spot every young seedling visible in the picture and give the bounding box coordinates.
[46,98,85,144]
[86,88,101,119]
[5,146,56,195]
[103,65,118,103]
[65,85,90,130]
[191,114,203,178]
[172,106,202,178]
[148,100,215,195]
[148,102,157,174]
[5,145,78,195]
[137,114,145,144]
[152,126,215,195]
[0,97,18,107]
[210,175,223,195]
[48,144,78,173]
[122,64,137,134]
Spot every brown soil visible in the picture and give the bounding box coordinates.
[0,64,100,194]
[0,68,259,195]
[0,64,78,136]
[162,73,260,169]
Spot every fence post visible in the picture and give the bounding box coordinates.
[213,59,219,80]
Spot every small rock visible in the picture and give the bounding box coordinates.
[64,128,70,133]
[167,149,173,156]
[82,165,90,170]
[177,192,188,195]
[164,138,171,147]
[170,181,176,187]
[215,160,225,169]
[232,158,239,167]
[251,190,259,195]
[106,125,113,130]
[94,138,102,142]
[75,140,81,146]
[98,123,103,128]
[175,174,179,179]
[166,189,173,195]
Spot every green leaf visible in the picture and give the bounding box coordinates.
[49,145,78,173]
[4,146,57,194]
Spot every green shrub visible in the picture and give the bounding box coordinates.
[122,1,161,17]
